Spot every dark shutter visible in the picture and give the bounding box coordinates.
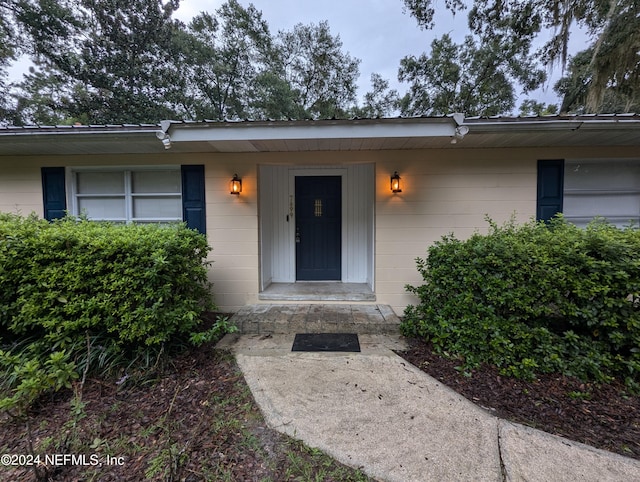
[41,167,67,221]
[536,160,564,222]
[181,165,206,234]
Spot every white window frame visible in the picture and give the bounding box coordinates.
[67,166,182,223]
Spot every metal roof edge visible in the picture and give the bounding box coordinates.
[160,115,457,130]
[3,113,639,130]
[0,124,160,137]
[463,113,640,123]
[2,113,639,139]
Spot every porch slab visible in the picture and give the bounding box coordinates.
[259,282,376,301]
[229,304,401,335]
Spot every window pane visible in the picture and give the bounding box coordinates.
[565,193,640,217]
[78,197,126,219]
[77,171,124,194]
[132,170,181,193]
[564,160,640,227]
[133,196,181,219]
[565,160,640,191]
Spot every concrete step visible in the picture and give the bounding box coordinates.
[259,282,376,301]
[230,304,401,335]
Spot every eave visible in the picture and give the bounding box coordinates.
[0,114,638,156]
[157,116,463,152]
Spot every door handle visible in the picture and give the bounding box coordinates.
[295,227,301,243]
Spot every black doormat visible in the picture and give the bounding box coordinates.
[292,333,360,352]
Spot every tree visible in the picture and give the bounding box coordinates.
[584,0,640,112]
[402,0,640,113]
[519,99,558,116]
[554,49,593,114]
[13,0,185,124]
[179,0,274,120]
[275,21,360,119]
[555,49,640,114]
[180,12,361,120]
[352,73,400,118]
[4,0,365,124]
[11,66,78,125]
[0,0,36,123]
[247,70,304,119]
[398,33,545,116]
[1,0,84,124]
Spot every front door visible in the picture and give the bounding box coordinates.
[295,176,342,280]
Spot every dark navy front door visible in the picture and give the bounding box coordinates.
[295,176,342,280]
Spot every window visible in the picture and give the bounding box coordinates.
[71,168,182,223]
[564,159,640,228]
[42,165,206,233]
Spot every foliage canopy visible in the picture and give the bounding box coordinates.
[3,0,637,123]
[402,0,640,113]
[1,0,367,124]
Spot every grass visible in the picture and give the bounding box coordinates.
[283,439,370,482]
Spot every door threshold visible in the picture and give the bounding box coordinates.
[259,282,375,301]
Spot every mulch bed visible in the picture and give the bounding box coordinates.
[396,337,640,460]
[0,345,368,482]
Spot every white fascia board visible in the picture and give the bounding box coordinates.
[165,120,457,143]
[465,118,640,133]
[0,127,158,138]
[465,120,585,132]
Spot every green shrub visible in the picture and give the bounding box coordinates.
[402,216,640,390]
[0,213,223,413]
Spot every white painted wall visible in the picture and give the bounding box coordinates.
[259,164,290,287]
[1,146,638,315]
[0,161,46,216]
[344,163,375,285]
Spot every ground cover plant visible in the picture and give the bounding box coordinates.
[402,216,640,390]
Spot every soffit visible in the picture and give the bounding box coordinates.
[0,115,639,156]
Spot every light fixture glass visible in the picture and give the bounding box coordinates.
[230,174,242,195]
[391,171,402,193]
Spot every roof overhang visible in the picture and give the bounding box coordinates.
[157,116,465,152]
[0,125,163,156]
[460,115,640,149]
[0,114,639,156]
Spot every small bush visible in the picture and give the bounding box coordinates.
[402,216,640,390]
[0,213,223,413]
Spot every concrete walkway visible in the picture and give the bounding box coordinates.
[217,333,640,482]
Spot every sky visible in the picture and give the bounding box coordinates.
[174,0,571,110]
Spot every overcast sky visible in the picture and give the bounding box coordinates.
[175,0,569,110]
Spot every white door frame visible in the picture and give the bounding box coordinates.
[259,164,375,290]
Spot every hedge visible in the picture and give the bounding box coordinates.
[401,216,640,390]
[0,213,220,412]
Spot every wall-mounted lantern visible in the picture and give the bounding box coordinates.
[230,174,242,195]
[390,171,402,193]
